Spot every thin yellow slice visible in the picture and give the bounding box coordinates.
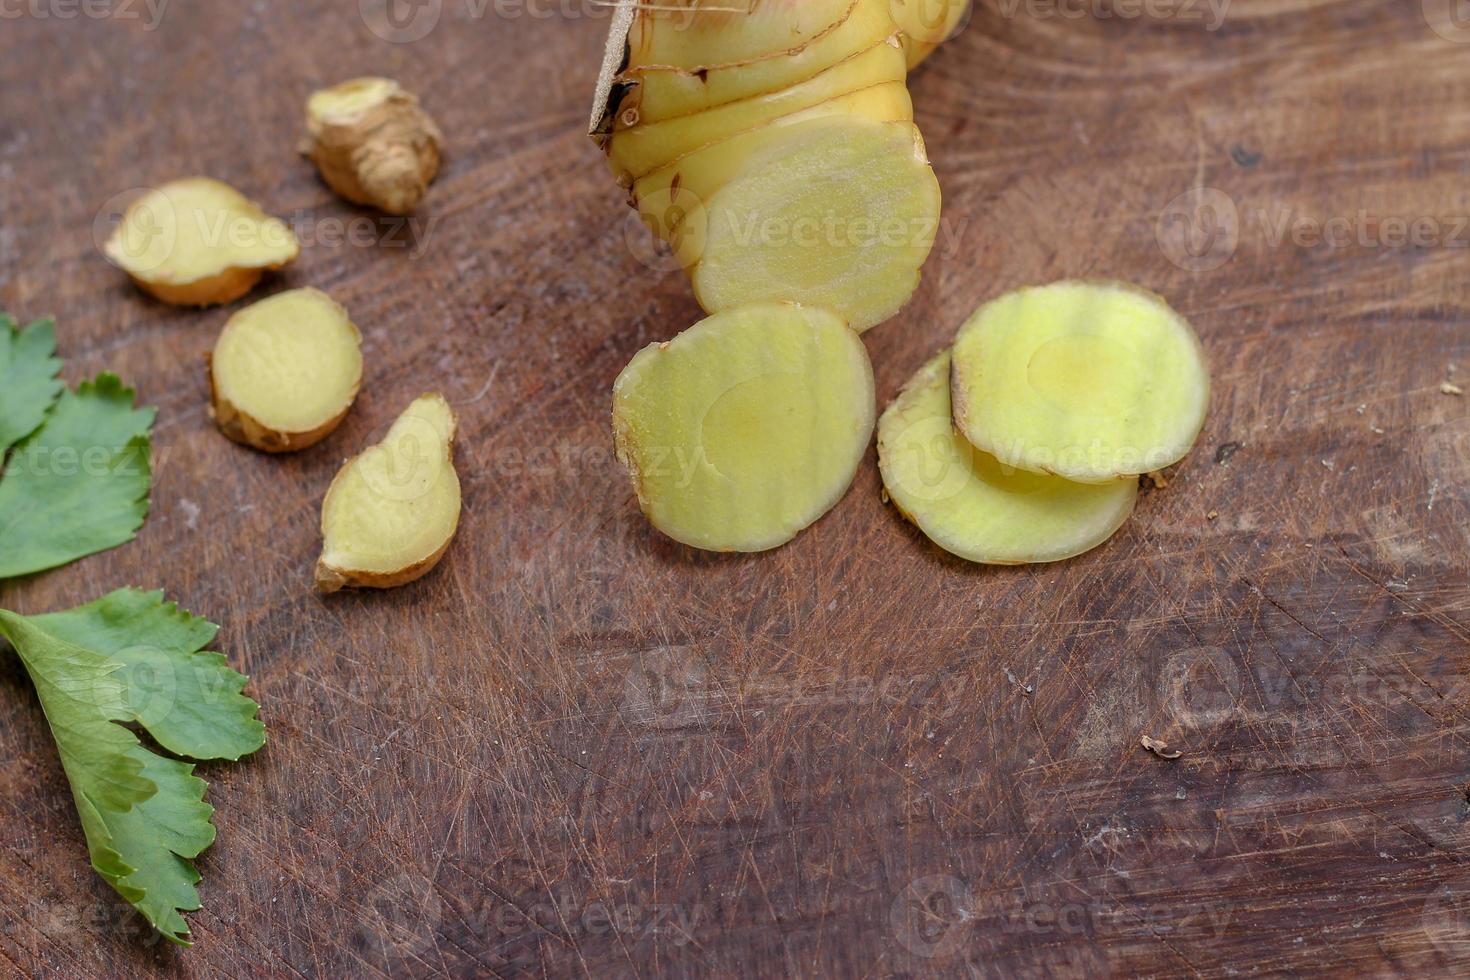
[689,117,940,333]
[209,288,363,453]
[625,0,854,73]
[103,177,299,306]
[632,83,914,253]
[592,0,897,132]
[637,0,897,123]
[612,302,875,552]
[607,36,907,185]
[952,281,1210,483]
[879,350,1138,563]
[317,393,462,592]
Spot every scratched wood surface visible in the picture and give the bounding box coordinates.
[1,0,1469,976]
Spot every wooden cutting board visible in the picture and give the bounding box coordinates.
[2,1,1468,975]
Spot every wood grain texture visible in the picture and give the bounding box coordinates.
[2,0,1469,976]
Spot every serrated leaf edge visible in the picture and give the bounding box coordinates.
[0,314,65,456]
[0,591,265,947]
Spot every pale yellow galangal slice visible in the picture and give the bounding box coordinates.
[317,393,462,592]
[951,281,1210,483]
[610,0,896,126]
[607,37,908,184]
[879,350,1138,564]
[632,83,913,254]
[210,288,363,452]
[612,302,875,552]
[103,177,299,306]
[689,117,941,333]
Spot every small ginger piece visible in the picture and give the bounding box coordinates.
[316,394,462,592]
[878,350,1137,564]
[303,77,443,215]
[208,288,363,453]
[951,281,1211,484]
[612,302,875,552]
[103,177,299,306]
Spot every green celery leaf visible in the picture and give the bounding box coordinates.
[0,374,155,579]
[74,748,214,942]
[1,612,156,811]
[0,589,265,945]
[0,312,64,454]
[30,588,266,761]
